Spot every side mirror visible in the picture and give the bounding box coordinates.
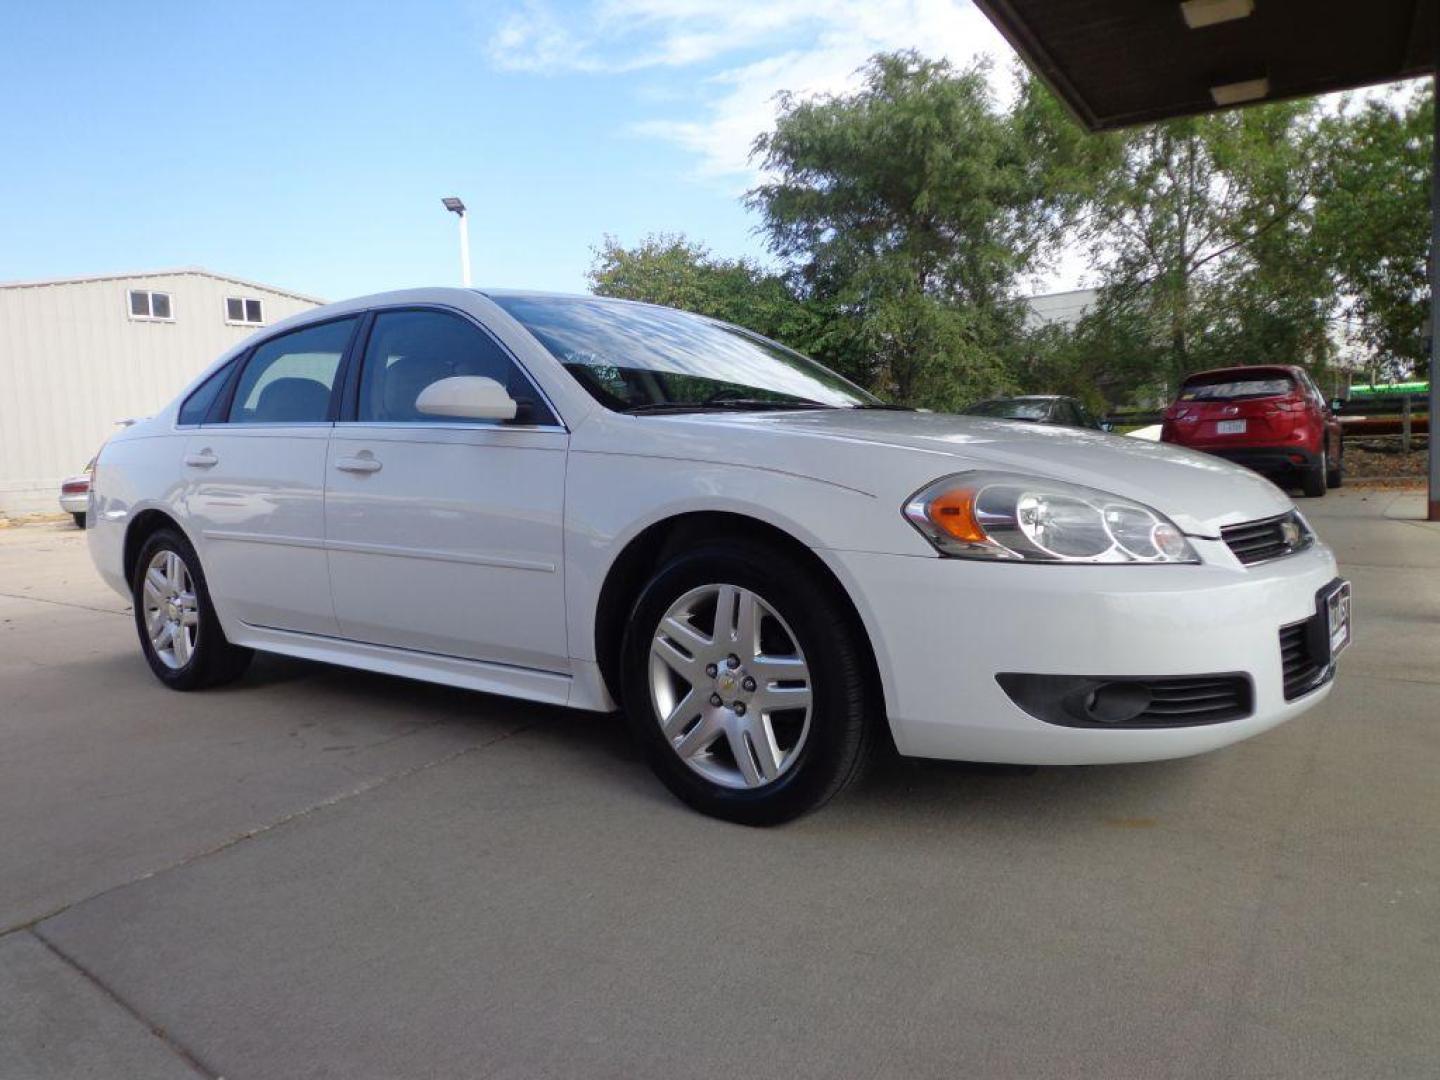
[415,376,517,421]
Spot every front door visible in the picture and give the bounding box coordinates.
[324,307,569,671]
[183,315,359,636]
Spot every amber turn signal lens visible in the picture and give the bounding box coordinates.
[927,488,987,544]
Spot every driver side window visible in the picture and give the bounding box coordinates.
[356,309,555,425]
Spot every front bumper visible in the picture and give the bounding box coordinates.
[825,537,1340,765]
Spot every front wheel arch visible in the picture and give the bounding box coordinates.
[593,511,886,725]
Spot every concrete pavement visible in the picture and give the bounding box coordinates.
[1,490,1437,1079]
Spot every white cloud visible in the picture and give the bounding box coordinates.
[484,0,1017,179]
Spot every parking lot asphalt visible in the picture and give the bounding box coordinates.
[1,489,1437,1080]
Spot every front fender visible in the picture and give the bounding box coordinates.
[562,448,932,663]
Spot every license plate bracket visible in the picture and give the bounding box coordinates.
[1314,579,1352,663]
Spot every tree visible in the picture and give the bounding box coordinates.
[1078,100,1335,388]
[746,52,1087,407]
[593,54,1429,410]
[1313,85,1432,379]
[1016,296,1170,410]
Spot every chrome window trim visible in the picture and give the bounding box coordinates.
[335,421,567,434]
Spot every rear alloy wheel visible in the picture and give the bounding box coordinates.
[1326,446,1344,489]
[131,528,253,690]
[142,549,201,671]
[1302,453,1327,498]
[621,540,877,824]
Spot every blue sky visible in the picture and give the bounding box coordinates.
[0,1,1014,301]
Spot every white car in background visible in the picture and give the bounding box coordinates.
[86,289,1350,823]
[59,460,94,528]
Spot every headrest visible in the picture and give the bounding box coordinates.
[253,377,330,422]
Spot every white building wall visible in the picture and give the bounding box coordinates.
[0,270,319,515]
[1023,288,1098,331]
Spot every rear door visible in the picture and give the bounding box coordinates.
[324,306,569,671]
[182,316,359,636]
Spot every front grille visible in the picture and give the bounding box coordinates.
[1280,619,1327,700]
[1138,676,1252,724]
[1222,511,1312,566]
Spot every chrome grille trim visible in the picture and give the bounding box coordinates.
[1221,511,1313,567]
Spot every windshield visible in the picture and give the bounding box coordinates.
[1179,375,1295,402]
[965,399,1053,421]
[490,295,880,412]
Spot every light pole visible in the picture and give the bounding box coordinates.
[441,196,471,287]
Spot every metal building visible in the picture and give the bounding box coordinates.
[1023,288,1098,332]
[0,268,321,517]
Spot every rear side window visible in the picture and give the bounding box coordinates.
[227,318,356,424]
[355,309,555,425]
[1179,375,1295,402]
[967,399,1052,421]
[178,358,237,425]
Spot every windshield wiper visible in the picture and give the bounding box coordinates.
[851,403,913,411]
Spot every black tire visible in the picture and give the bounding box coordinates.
[131,528,253,690]
[1326,446,1343,489]
[620,538,878,825]
[71,513,85,529]
[1301,456,1327,498]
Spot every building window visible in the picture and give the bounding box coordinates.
[128,289,172,321]
[225,297,265,326]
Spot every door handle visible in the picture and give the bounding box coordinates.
[335,456,382,474]
[183,450,218,468]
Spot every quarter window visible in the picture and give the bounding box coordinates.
[178,358,238,425]
[227,318,356,424]
[129,290,172,321]
[356,309,555,425]
[225,297,265,325]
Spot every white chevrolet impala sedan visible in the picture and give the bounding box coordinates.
[88,288,1351,823]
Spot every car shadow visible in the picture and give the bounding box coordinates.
[201,651,1210,830]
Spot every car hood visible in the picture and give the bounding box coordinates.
[629,409,1292,537]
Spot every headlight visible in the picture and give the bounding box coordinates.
[903,472,1200,564]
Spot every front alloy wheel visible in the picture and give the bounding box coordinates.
[621,538,877,825]
[649,583,813,790]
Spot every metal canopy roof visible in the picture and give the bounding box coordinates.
[973,0,1437,130]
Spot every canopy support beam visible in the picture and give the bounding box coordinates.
[1430,68,1440,519]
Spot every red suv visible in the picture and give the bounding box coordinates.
[1160,365,1343,497]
